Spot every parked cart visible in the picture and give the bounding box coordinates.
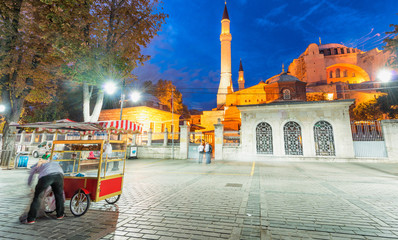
[50,139,127,216]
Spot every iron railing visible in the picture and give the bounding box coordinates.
[351,121,384,141]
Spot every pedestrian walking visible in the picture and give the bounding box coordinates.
[205,142,212,164]
[198,142,204,163]
[22,159,65,224]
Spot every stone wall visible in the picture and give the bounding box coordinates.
[137,146,182,159]
[381,120,398,161]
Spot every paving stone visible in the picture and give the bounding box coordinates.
[2,160,398,239]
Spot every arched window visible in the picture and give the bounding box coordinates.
[343,70,347,77]
[284,122,303,155]
[336,68,341,78]
[283,89,291,100]
[314,121,335,156]
[329,71,333,78]
[256,122,273,154]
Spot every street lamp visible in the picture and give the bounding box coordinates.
[103,80,141,121]
[103,82,117,95]
[130,91,141,103]
[377,69,392,82]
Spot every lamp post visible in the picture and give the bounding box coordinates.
[171,88,174,160]
[104,80,141,140]
[119,79,126,121]
[104,80,140,170]
[104,80,141,121]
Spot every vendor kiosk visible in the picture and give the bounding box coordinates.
[51,139,126,216]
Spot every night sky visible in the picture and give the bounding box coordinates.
[134,0,398,111]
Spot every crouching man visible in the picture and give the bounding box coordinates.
[23,157,65,224]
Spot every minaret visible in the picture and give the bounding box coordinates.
[217,2,233,107]
[238,59,245,90]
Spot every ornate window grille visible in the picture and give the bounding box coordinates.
[283,89,291,100]
[284,121,303,155]
[256,122,273,154]
[314,121,335,156]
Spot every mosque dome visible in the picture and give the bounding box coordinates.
[265,72,302,84]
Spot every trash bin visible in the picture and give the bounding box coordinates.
[128,146,138,159]
[17,155,29,168]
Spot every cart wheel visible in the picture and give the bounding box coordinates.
[33,151,39,158]
[105,195,120,204]
[70,191,90,216]
[43,190,55,214]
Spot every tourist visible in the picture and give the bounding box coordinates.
[198,142,204,163]
[204,142,212,164]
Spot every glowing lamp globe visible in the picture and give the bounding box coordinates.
[377,69,392,82]
[104,82,117,95]
[130,92,141,102]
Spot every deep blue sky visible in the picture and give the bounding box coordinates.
[134,0,398,111]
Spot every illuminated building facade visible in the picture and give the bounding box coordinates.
[197,4,393,133]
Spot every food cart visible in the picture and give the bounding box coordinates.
[51,139,127,216]
[12,119,143,216]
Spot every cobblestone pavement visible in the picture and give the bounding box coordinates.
[1,159,398,240]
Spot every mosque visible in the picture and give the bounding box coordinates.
[195,3,392,132]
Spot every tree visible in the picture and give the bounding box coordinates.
[153,80,184,114]
[351,99,384,120]
[375,21,398,118]
[0,0,65,166]
[60,0,167,122]
[383,22,398,67]
[22,100,69,123]
[306,93,327,102]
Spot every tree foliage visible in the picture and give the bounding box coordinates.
[0,0,62,122]
[22,101,69,123]
[351,99,384,120]
[376,22,398,118]
[56,0,168,122]
[383,22,398,66]
[0,0,68,165]
[153,80,184,114]
[306,93,327,102]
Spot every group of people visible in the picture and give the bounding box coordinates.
[197,142,212,164]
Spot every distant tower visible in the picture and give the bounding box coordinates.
[238,59,245,90]
[217,2,233,107]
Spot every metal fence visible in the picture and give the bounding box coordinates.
[351,121,384,141]
[189,132,203,144]
[223,131,240,146]
[351,121,387,158]
[168,132,180,145]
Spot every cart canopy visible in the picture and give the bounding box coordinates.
[11,119,143,135]
[11,119,102,133]
[88,120,143,135]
